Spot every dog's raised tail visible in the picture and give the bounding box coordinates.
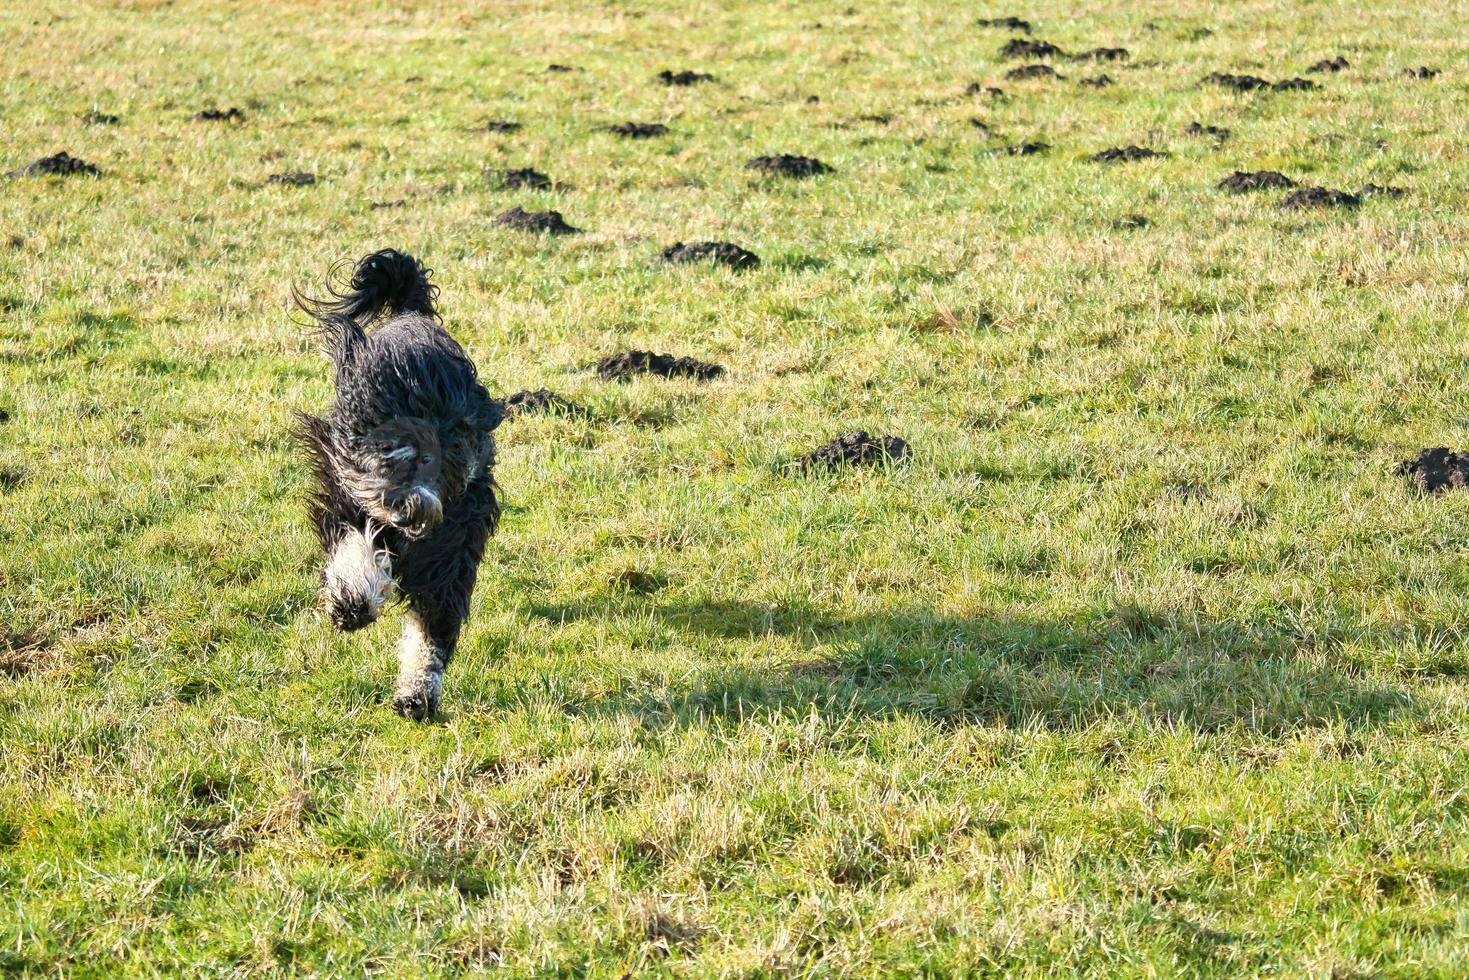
[294,248,440,328]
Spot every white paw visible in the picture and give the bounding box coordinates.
[322,526,392,630]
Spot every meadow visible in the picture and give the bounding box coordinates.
[4,0,1469,974]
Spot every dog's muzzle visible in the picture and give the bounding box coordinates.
[390,487,443,537]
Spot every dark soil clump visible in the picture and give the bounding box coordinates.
[1001,38,1063,59]
[998,141,1049,155]
[1398,448,1469,494]
[505,388,584,416]
[1006,64,1060,80]
[968,118,991,132]
[1185,122,1231,141]
[1091,145,1165,163]
[7,152,99,177]
[1404,66,1440,79]
[267,171,316,186]
[596,351,725,382]
[657,70,714,86]
[606,122,669,138]
[792,431,911,472]
[1271,77,1317,91]
[545,64,577,73]
[1218,170,1295,192]
[1203,73,1271,91]
[966,83,1007,99]
[485,120,521,133]
[82,110,119,125]
[1073,47,1129,61]
[1280,187,1361,209]
[977,16,1031,33]
[1079,75,1114,88]
[1360,183,1407,198]
[745,154,833,178]
[1114,214,1150,229]
[369,199,406,210]
[1307,56,1349,73]
[500,167,552,190]
[661,241,760,270]
[494,206,581,234]
[194,107,244,121]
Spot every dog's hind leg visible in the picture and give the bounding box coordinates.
[321,524,393,631]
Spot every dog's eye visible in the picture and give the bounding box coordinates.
[419,454,434,466]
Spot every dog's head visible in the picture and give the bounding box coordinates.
[339,417,448,537]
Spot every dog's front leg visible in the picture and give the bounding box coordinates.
[392,605,461,720]
[321,524,393,631]
[390,479,496,719]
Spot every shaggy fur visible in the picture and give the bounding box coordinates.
[295,249,503,719]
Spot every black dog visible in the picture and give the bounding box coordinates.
[295,249,503,719]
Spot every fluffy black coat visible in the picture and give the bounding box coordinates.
[296,249,503,719]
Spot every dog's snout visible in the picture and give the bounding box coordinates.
[391,488,443,535]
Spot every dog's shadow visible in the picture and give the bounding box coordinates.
[462,595,1421,735]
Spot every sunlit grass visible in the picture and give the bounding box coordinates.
[3,0,1469,974]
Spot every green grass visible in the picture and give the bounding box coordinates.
[4,0,1469,974]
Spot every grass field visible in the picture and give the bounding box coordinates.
[5,0,1469,974]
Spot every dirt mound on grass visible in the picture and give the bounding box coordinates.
[997,141,1049,155]
[1204,72,1317,92]
[1006,64,1061,80]
[1404,66,1440,79]
[545,64,577,73]
[1360,183,1407,198]
[661,241,760,269]
[193,107,244,121]
[267,171,316,186]
[606,122,669,138]
[791,431,911,471]
[82,110,119,125]
[1202,73,1270,91]
[485,120,521,133]
[1280,187,1361,209]
[745,154,833,177]
[500,167,552,190]
[494,206,580,233]
[977,16,1032,32]
[1218,170,1295,192]
[657,70,714,85]
[1307,56,1349,73]
[1185,122,1231,140]
[1398,448,1469,494]
[1079,75,1113,88]
[1091,145,1165,163]
[7,152,99,177]
[1073,47,1129,61]
[505,388,584,416]
[1000,38,1063,58]
[596,351,725,382]
[1114,214,1150,229]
